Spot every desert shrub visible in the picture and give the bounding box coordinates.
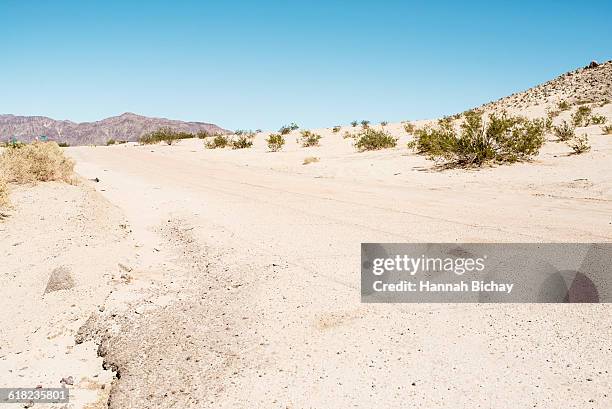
[558,100,570,111]
[380,121,388,126]
[408,112,545,166]
[0,142,75,184]
[403,122,416,134]
[354,128,398,151]
[303,156,319,165]
[0,176,8,208]
[343,131,355,139]
[591,115,606,125]
[553,121,575,141]
[205,134,230,149]
[332,126,341,133]
[266,133,285,151]
[572,106,593,127]
[603,125,612,135]
[196,130,210,139]
[568,134,590,154]
[231,135,253,149]
[278,123,299,135]
[106,139,116,146]
[299,130,321,147]
[351,120,358,127]
[255,129,263,133]
[140,127,194,145]
[360,120,370,129]
[57,142,70,147]
[547,110,560,119]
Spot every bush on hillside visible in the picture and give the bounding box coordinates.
[553,121,575,141]
[354,128,398,151]
[572,106,592,127]
[557,100,570,111]
[299,130,321,147]
[279,123,299,135]
[403,122,416,134]
[266,133,285,151]
[408,112,545,166]
[568,134,590,154]
[332,126,341,133]
[360,120,370,129]
[350,120,358,127]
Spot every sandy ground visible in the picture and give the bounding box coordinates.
[2,109,612,408]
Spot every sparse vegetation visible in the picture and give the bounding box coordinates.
[572,106,593,127]
[354,128,398,151]
[403,122,416,134]
[591,115,606,125]
[205,134,230,149]
[139,127,195,145]
[332,126,341,133]
[360,120,370,129]
[603,125,612,135]
[0,142,75,184]
[553,121,575,141]
[106,139,116,146]
[266,133,285,151]
[408,112,545,167]
[343,131,355,139]
[303,156,319,165]
[351,120,358,128]
[196,130,210,139]
[568,134,591,154]
[57,142,70,147]
[279,123,299,135]
[557,100,570,111]
[299,130,321,147]
[0,177,8,208]
[231,135,253,149]
[380,121,388,126]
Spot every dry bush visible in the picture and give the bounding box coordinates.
[205,134,230,149]
[266,133,285,152]
[0,142,75,184]
[568,134,591,154]
[403,122,416,134]
[303,156,319,165]
[603,125,612,135]
[231,135,254,149]
[0,177,8,208]
[554,121,575,141]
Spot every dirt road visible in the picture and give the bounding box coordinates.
[67,138,612,408]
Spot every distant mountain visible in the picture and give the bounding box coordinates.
[0,112,229,145]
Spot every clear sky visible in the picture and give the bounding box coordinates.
[1,1,610,131]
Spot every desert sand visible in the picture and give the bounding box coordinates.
[1,65,612,408]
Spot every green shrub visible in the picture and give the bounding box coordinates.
[360,120,370,129]
[408,112,545,166]
[572,106,593,127]
[205,134,229,149]
[299,130,321,147]
[57,142,70,147]
[354,128,398,151]
[603,125,612,135]
[558,100,570,111]
[140,127,195,145]
[351,120,358,127]
[591,115,606,125]
[380,121,388,126]
[231,135,253,149]
[106,139,116,146]
[553,121,575,141]
[266,133,285,151]
[343,131,355,139]
[568,134,590,154]
[279,123,299,135]
[332,126,341,133]
[196,130,210,139]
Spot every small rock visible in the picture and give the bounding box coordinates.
[587,60,599,69]
[44,266,75,294]
[60,376,74,386]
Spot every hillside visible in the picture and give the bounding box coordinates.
[481,60,612,116]
[0,112,228,146]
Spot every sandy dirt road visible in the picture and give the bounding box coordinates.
[66,138,612,408]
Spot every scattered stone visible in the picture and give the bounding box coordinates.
[60,376,74,386]
[44,266,75,294]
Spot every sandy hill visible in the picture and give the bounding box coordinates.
[0,112,228,146]
[480,60,611,117]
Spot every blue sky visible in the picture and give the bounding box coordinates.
[1,1,610,131]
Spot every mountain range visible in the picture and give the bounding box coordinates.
[0,112,228,146]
